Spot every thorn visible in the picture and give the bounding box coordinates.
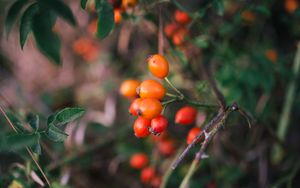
[201,153,209,159]
[204,131,210,139]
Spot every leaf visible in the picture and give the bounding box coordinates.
[46,125,68,142]
[32,11,61,65]
[5,0,29,35]
[96,1,115,39]
[31,133,41,155]
[42,0,76,26]
[0,134,39,151]
[26,113,39,132]
[6,112,26,133]
[19,3,39,49]
[48,107,85,126]
[81,0,88,9]
[212,0,224,16]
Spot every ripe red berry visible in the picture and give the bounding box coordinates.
[175,106,197,125]
[150,115,168,135]
[133,117,151,138]
[140,166,155,184]
[130,153,149,169]
[151,175,162,188]
[187,127,203,144]
[157,139,175,156]
[174,10,191,25]
[129,98,142,116]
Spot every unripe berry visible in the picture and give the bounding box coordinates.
[175,106,197,125]
[138,80,166,100]
[138,98,162,120]
[133,117,151,138]
[150,115,168,135]
[147,54,169,79]
[130,153,149,169]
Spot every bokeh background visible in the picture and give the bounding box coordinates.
[1,0,300,187]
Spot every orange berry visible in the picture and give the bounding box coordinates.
[72,37,91,55]
[130,153,149,169]
[187,127,203,144]
[265,49,278,63]
[157,139,175,156]
[129,98,142,116]
[172,28,187,46]
[241,10,256,23]
[88,19,98,35]
[138,98,162,119]
[133,117,151,138]
[147,54,169,79]
[175,106,197,125]
[164,23,178,38]
[140,166,155,184]
[82,45,99,62]
[122,0,137,9]
[119,79,140,98]
[138,80,166,100]
[174,10,191,25]
[114,9,123,24]
[285,0,298,13]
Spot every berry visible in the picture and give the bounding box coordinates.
[174,10,191,25]
[151,175,162,188]
[88,19,97,35]
[130,153,149,169]
[265,49,278,63]
[120,79,140,98]
[140,166,155,184]
[150,115,168,135]
[187,127,203,144]
[147,54,169,79]
[138,80,166,100]
[114,9,122,24]
[285,0,298,13]
[164,23,178,38]
[241,10,256,23]
[129,98,142,116]
[133,117,151,138]
[157,139,175,156]
[172,28,187,46]
[138,98,162,119]
[122,0,137,8]
[175,106,197,125]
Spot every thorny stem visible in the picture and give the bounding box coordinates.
[0,104,51,187]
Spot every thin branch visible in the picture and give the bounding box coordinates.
[158,5,164,55]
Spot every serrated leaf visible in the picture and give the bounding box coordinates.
[81,0,88,9]
[19,3,39,49]
[5,0,29,35]
[26,113,39,132]
[42,0,76,26]
[6,112,26,133]
[48,107,85,126]
[32,11,61,65]
[46,125,68,142]
[96,1,115,39]
[0,134,39,151]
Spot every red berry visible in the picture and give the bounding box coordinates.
[129,98,142,116]
[133,117,151,138]
[187,127,203,144]
[175,106,197,125]
[151,175,162,188]
[150,115,168,135]
[140,166,155,184]
[157,139,175,156]
[130,153,149,169]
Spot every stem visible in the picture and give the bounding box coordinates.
[164,77,184,98]
[0,104,51,187]
[165,92,178,98]
[183,98,218,109]
[162,99,177,106]
[179,159,199,188]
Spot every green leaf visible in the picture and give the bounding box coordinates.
[42,0,76,26]
[0,134,39,151]
[5,0,29,35]
[31,133,41,155]
[48,107,85,126]
[26,113,39,132]
[6,112,26,133]
[46,125,68,142]
[32,11,61,65]
[194,35,209,49]
[212,0,224,16]
[96,1,115,39]
[81,0,88,9]
[19,3,39,49]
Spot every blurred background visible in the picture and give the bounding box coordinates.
[0,0,300,187]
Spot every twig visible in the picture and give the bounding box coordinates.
[0,104,51,187]
[158,5,164,55]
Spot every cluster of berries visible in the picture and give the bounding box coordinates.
[72,37,100,62]
[164,10,191,46]
[120,54,169,137]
